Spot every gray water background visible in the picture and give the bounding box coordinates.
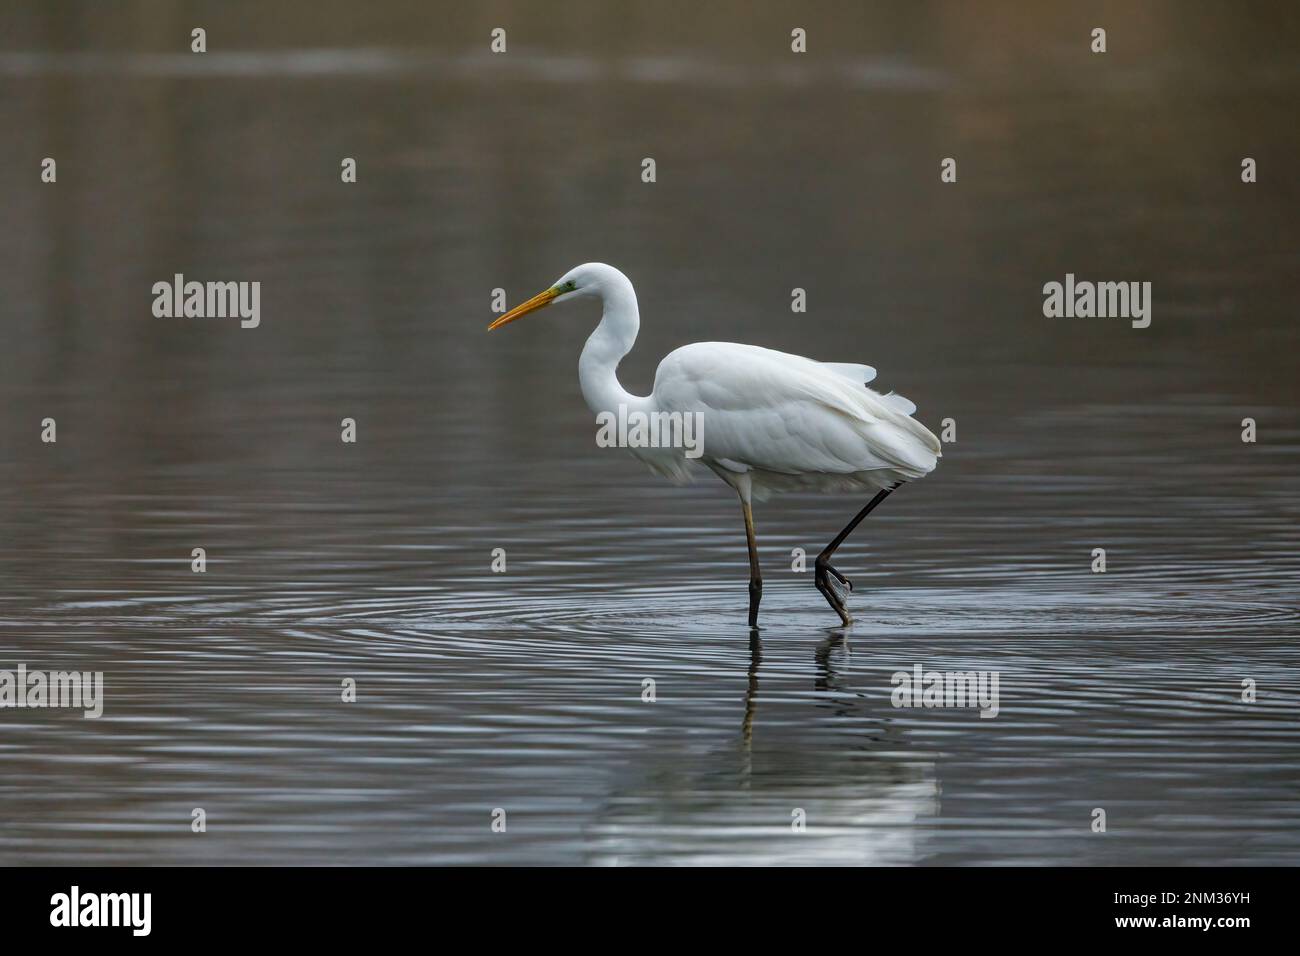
[0,1,1297,864]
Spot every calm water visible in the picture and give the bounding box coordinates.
[1,1,1298,865]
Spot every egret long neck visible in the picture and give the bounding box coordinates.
[578,278,651,417]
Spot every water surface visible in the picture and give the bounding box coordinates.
[1,1,1298,865]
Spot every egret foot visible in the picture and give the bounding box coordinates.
[814,559,853,627]
[747,578,763,628]
[813,486,895,627]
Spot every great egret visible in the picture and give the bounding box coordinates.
[488,263,941,627]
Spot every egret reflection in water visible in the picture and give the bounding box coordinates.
[587,634,940,866]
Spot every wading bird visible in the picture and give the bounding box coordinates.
[488,263,940,627]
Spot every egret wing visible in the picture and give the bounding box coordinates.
[652,342,939,479]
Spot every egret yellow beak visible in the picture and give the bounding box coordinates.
[488,287,559,331]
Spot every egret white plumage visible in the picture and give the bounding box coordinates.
[488,263,941,627]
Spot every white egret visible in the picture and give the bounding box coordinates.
[489,263,941,627]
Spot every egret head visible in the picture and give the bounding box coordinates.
[487,263,614,331]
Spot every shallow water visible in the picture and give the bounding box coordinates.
[1,1,1298,865]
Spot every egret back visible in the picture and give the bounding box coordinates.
[650,342,941,498]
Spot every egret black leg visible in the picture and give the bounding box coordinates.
[741,497,763,627]
[815,487,895,626]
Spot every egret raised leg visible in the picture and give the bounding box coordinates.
[815,487,895,626]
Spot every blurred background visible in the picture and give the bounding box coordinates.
[0,1,1297,865]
